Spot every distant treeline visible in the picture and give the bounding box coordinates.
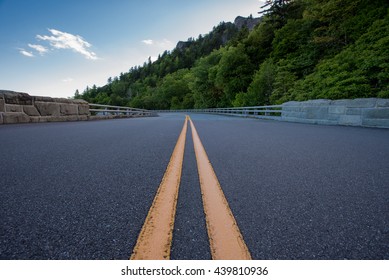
[75,0,389,109]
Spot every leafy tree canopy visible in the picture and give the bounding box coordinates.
[75,0,389,109]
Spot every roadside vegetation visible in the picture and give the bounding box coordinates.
[75,0,389,109]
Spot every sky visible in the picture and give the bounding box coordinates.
[0,0,265,98]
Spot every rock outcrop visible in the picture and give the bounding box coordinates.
[176,41,192,52]
[234,16,262,31]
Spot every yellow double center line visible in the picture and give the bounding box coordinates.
[130,116,251,260]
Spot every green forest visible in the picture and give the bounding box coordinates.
[75,0,389,109]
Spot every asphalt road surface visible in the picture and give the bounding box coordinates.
[0,113,388,259]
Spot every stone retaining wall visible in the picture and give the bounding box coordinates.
[282,98,389,128]
[2,91,388,128]
[0,90,89,125]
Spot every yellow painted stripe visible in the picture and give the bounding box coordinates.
[130,116,188,260]
[189,117,252,260]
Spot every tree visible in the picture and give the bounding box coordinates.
[259,0,300,26]
[291,13,389,101]
[233,59,276,107]
[243,20,277,66]
[215,46,254,107]
[259,0,293,15]
[74,89,81,99]
[270,60,297,104]
[190,49,224,108]
[156,69,194,110]
[249,58,276,105]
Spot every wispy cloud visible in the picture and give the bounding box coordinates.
[141,38,174,49]
[37,29,98,60]
[28,44,48,55]
[18,48,34,57]
[141,39,154,45]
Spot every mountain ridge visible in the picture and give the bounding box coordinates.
[76,0,389,109]
[175,15,261,52]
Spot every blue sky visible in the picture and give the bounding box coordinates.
[0,0,264,98]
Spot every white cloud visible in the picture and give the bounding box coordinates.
[28,44,48,55]
[18,48,34,57]
[141,39,153,45]
[37,29,98,60]
[141,38,174,49]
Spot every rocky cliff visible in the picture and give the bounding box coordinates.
[234,16,262,31]
[175,15,261,51]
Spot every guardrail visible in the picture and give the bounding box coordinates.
[157,105,284,120]
[155,98,389,129]
[89,103,156,117]
[197,105,283,120]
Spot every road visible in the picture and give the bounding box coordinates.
[0,113,388,259]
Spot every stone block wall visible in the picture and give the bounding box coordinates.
[0,90,90,125]
[282,98,389,128]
